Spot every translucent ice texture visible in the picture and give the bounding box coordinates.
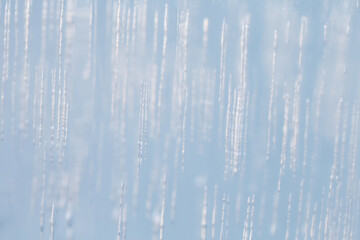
[1,0,360,239]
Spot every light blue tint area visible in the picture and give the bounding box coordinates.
[0,0,360,239]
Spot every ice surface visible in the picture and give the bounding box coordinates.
[1,0,360,239]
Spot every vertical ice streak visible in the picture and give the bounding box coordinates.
[50,203,55,240]
[38,70,44,145]
[20,0,31,137]
[117,213,122,240]
[329,99,342,195]
[111,0,121,139]
[285,193,292,240]
[11,0,19,134]
[225,195,230,240]
[266,30,278,162]
[0,1,360,239]
[0,1,10,139]
[219,194,226,240]
[181,87,188,173]
[224,80,232,179]
[235,191,241,223]
[149,10,158,137]
[63,102,69,148]
[241,92,250,176]
[156,4,168,135]
[317,188,325,240]
[84,0,93,80]
[111,0,120,119]
[117,182,125,240]
[202,18,209,62]
[219,19,228,138]
[314,78,324,142]
[228,87,237,176]
[249,195,255,240]
[242,195,251,240]
[40,147,46,238]
[130,1,138,57]
[124,7,131,55]
[57,0,65,149]
[211,185,217,240]
[201,186,207,240]
[295,180,304,240]
[137,84,144,178]
[32,69,39,144]
[146,169,157,217]
[290,17,308,176]
[122,203,127,240]
[303,99,310,175]
[41,0,48,66]
[60,71,67,162]
[285,21,290,46]
[132,176,139,213]
[304,195,311,240]
[170,173,177,221]
[137,81,148,178]
[159,174,167,240]
[278,93,290,191]
[324,99,343,239]
[230,18,249,176]
[298,17,308,70]
[50,70,56,160]
[310,204,317,240]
